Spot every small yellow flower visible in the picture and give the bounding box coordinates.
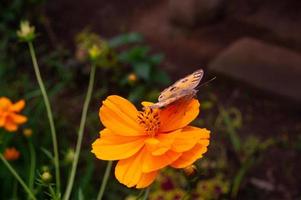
[128,73,137,83]
[23,128,33,137]
[17,21,36,42]
[3,147,20,161]
[88,45,102,61]
[41,171,52,183]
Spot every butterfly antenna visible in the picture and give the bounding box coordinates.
[196,76,216,89]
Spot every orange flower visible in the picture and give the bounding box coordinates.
[0,97,27,132]
[92,95,210,188]
[3,147,20,161]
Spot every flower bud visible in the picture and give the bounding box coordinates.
[23,128,33,137]
[17,21,36,42]
[64,148,75,164]
[88,44,102,61]
[183,165,197,176]
[41,165,50,172]
[41,171,52,183]
[128,73,137,84]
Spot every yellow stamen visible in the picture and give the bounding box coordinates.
[137,108,160,136]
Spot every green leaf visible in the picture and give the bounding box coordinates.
[216,106,241,152]
[149,54,164,65]
[133,63,151,80]
[118,46,150,63]
[41,147,54,161]
[128,86,146,102]
[152,70,171,85]
[231,157,255,198]
[48,185,61,200]
[79,154,95,192]
[78,188,84,200]
[109,32,143,48]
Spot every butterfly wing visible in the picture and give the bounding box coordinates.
[158,69,204,102]
[151,89,197,109]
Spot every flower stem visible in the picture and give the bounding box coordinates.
[96,161,113,200]
[28,138,36,192]
[142,187,150,200]
[27,42,60,193]
[0,153,36,200]
[63,63,96,200]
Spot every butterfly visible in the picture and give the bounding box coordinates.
[149,69,204,109]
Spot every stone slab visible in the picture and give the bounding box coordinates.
[209,37,301,102]
[242,2,301,48]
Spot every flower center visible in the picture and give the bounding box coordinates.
[137,107,160,136]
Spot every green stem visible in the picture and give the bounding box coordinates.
[63,63,96,200]
[0,153,36,200]
[28,42,60,193]
[219,106,241,152]
[231,157,255,198]
[28,138,36,192]
[96,161,113,200]
[142,187,150,200]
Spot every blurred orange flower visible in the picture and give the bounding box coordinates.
[92,95,210,188]
[3,147,20,161]
[0,97,27,132]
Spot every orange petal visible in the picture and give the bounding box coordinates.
[145,130,179,156]
[115,148,145,187]
[141,101,154,107]
[0,114,7,126]
[99,95,144,136]
[92,129,146,160]
[4,120,18,132]
[136,171,158,188]
[170,142,209,168]
[142,149,181,173]
[105,95,139,122]
[11,113,27,124]
[144,137,160,152]
[159,99,200,132]
[171,126,210,152]
[11,100,25,112]
[0,97,12,107]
